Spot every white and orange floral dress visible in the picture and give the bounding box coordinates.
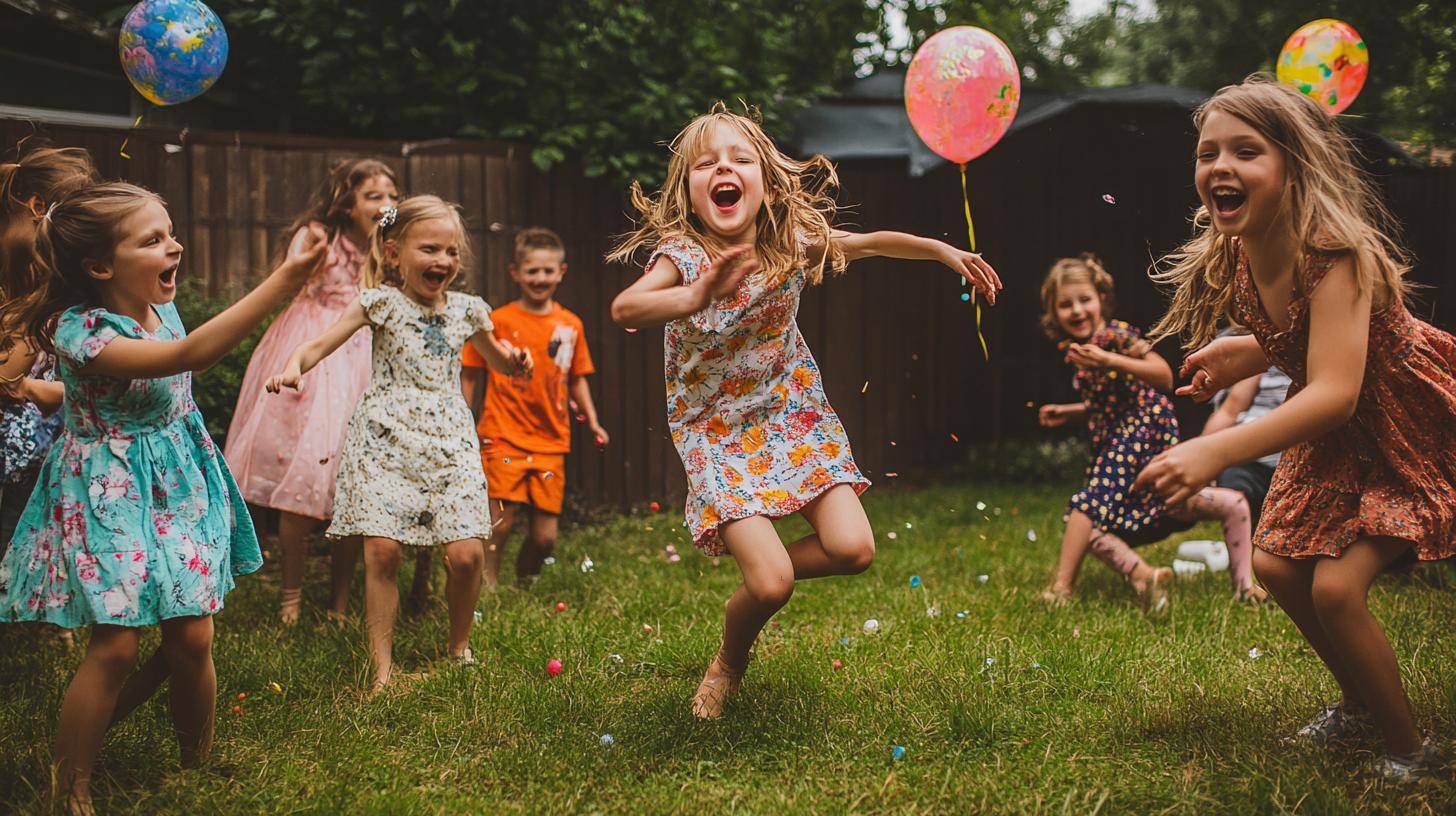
[650,236,869,555]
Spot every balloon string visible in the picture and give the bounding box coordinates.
[119,114,143,160]
[960,163,988,361]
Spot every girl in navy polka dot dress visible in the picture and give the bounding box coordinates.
[1035,255,1266,613]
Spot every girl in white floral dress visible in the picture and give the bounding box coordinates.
[269,195,530,691]
[609,105,1003,718]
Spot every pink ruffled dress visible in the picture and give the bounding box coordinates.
[224,230,372,520]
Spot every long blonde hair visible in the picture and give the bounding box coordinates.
[360,194,471,289]
[1040,253,1116,341]
[608,103,845,287]
[1149,76,1410,349]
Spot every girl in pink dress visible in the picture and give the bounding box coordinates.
[609,105,1002,719]
[225,159,400,624]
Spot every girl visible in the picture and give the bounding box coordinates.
[608,105,1002,719]
[1036,255,1265,613]
[0,145,99,549]
[1136,76,1453,782]
[0,182,328,814]
[225,158,422,625]
[267,195,530,691]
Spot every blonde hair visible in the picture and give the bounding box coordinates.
[608,102,844,287]
[360,194,471,289]
[284,158,397,248]
[1150,75,1410,349]
[1040,253,1116,341]
[0,182,161,358]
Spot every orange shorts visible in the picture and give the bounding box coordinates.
[481,439,566,514]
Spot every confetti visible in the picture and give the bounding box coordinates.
[1029,660,1042,670]
[909,575,922,588]
[862,618,880,634]
[905,522,913,530]
[231,705,243,715]
[926,605,940,617]
[649,501,661,512]
[891,745,906,761]
[984,657,996,667]
[861,381,869,394]
[608,653,624,663]
[669,553,681,563]
[642,624,654,634]
[960,293,970,302]
[885,472,898,478]
[543,556,556,566]
[556,602,567,612]
[1248,647,1263,660]
[839,636,851,646]
[975,501,986,511]
[268,682,283,694]
[546,659,564,677]
[950,433,959,443]
[1026,529,1038,542]
[887,531,898,540]
[833,659,843,670]
[1072,627,1081,638]
[955,610,969,619]
[474,611,483,622]
[625,327,638,333]
[237,692,246,701]
[580,556,595,572]
[1102,193,1117,204]
[977,574,989,584]
[600,734,615,747]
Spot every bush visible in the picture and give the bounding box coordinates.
[173,284,275,441]
[950,436,1088,484]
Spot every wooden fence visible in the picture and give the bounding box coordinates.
[4,116,1454,512]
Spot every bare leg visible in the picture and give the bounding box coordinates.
[107,649,170,727]
[362,536,404,691]
[1181,487,1265,601]
[1310,537,1422,755]
[157,616,215,768]
[53,626,140,813]
[1045,509,1095,601]
[484,500,516,591]
[777,484,876,581]
[276,511,319,625]
[405,549,433,617]
[441,538,485,656]
[1255,549,1365,706]
[328,536,362,621]
[516,509,560,583]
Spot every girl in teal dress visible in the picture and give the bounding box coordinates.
[0,182,326,814]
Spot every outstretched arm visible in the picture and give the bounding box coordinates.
[610,246,759,330]
[265,298,369,393]
[1066,344,1175,392]
[466,332,532,377]
[824,230,1002,304]
[1177,334,1270,402]
[86,225,329,380]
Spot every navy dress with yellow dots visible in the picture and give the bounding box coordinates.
[1066,320,1187,544]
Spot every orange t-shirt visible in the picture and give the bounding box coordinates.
[461,302,595,454]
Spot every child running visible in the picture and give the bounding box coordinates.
[1135,77,1454,782]
[226,158,402,624]
[0,182,328,814]
[460,226,607,588]
[608,104,1002,719]
[267,195,530,691]
[1036,254,1265,612]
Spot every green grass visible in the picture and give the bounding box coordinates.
[2,478,1453,814]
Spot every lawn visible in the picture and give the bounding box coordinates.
[1,477,1452,814]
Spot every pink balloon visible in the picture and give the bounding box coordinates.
[905,26,1021,165]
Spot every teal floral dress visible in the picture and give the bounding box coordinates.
[0,302,260,627]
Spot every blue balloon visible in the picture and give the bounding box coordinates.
[118,0,228,106]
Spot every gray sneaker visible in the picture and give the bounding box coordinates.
[1287,703,1375,745]
[1369,739,1438,784]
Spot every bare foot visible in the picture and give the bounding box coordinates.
[1236,584,1269,604]
[1133,567,1172,616]
[691,653,745,720]
[1039,584,1074,607]
[326,609,350,628]
[279,588,301,626]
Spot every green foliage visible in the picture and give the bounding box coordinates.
[173,284,272,440]
[2,479,1453,812]
[952,436,1088,483]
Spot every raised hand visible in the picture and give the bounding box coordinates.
[1177,336,1246,403]
[696,245,759,306]
[1066,343,1113,370]
[280,223,330,286]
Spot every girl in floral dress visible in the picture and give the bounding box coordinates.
[1136,78,1454,782]
[267,195,530,692]
[225,158,411,625]
[1036,254,1265,613]
[609,105,1002,719]
[0,182,328,813]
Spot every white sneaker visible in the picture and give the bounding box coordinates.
[1172,559,1207,579]
[1177,540,1229,572]
[1369,738,1438,784]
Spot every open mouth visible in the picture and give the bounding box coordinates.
[1211,187,1246,216]
[422,270,449,287]
[711,182,742,210]
[159,264,179,287]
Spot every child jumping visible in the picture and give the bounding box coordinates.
[609,104,1002,719]
[267,195,530,691]
[0,182,328,814]
[1136,77,1454,782]
[460,227,607,588]
[1036,254,1265,613]
[226,158,410,625]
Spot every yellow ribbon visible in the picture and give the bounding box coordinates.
[118,114,143,159]
[959,163,988,360]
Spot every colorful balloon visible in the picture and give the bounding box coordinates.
[1277,19,1367,116]
[118,0,229,106]
[904,26,1021,165]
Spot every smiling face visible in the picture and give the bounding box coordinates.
[686,120,766,243]
[1195,110,1289,241]
[389,217,461,306]
[511,247,566,309]
[1054,280,1103,341]
[345,173,400,244]
[88,198,183,317]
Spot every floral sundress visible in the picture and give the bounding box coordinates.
[650,236,868,555]
[0,302,261,626]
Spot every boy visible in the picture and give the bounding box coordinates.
[461,227,608,587]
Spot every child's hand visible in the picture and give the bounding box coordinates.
[279,223,329,286]
[265,365,303,393]
[1066,343,1113,369]
[940,248,1002,305]
[695,246,759,307]
[1177,338,1240,402]
[1132,437,1223,507]
[590,424,610,447]
[1038,404,1074,428]
[509,345,532,376]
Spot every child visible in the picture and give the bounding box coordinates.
[267,195,530,691]
[0,145,98,550]
[608,104,1002,719]
[0,182,328,813]
[1036,255,1265,613]
[460,227,607,588]
[1135,76,1453,782]
[1200,327,1290,529]
[224,158,418,625]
